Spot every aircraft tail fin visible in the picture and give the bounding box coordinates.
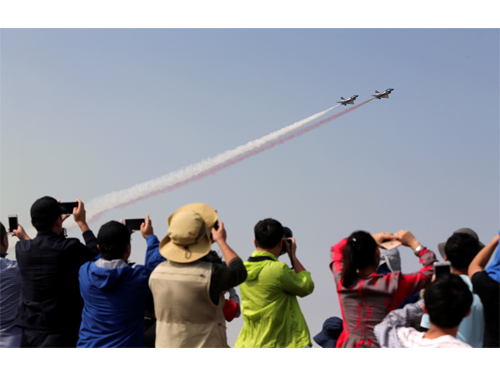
[340,97,345,100]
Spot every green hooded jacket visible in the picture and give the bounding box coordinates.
[235,250,314,348]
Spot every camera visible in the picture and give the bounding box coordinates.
[281,227,293,255]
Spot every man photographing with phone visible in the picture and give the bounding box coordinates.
[14,196,99,348]
[77,216,165,347]
[419,229,485,347]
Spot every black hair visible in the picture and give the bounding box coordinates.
[254,218,284,250]
[341,231,378,288]
[0,222,6,241]
[444,233,479,270]
[97,221,131,260]
[424,273,473,328]
[30,196,61,232]
[1,222,6,257]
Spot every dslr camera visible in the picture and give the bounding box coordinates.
[281,227,293,255]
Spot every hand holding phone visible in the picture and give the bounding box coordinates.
[380,240,402,250]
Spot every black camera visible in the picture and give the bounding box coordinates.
[281,227,293,255]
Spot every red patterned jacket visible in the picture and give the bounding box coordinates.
[330,238,437,348]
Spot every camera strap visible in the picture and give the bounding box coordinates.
[246,256,276,262]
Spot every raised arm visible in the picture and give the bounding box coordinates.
[12,224,31,241]
[468,233,499,279]
[286,237,306,274]
[211,221,239,265]
[73,199,91,234]
[330,238,348,285]
[140,215,165,271]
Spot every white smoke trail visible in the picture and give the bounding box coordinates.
[66,104,339,230]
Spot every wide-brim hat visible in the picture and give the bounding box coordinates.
[159,203,218,263]
[313,317,343,348]
[437,228,485,260]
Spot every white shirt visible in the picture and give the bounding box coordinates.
[398,327,472,348]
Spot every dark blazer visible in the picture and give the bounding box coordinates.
[15,230,98,341]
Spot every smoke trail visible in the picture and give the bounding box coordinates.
[66,99,373,229]
[70,104,341,227]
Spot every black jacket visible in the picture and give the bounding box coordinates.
[15,230,98,337]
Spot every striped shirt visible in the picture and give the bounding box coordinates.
[0,257,23,347]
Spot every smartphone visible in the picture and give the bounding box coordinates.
[123,218,145,231]
[60,202,79,214]
[433,261,451,279]
[213,220,219,231]
[380,240,402,250]
[8,214,18,233]
[59,227,67,238]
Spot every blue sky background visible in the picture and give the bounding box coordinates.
[1,28,499,348]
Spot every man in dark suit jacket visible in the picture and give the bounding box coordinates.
[14,196,98,347]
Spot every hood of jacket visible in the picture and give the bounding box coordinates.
[244,250,280,282]
[80,256,134,291]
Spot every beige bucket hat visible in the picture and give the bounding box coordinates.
[159,203,218,263]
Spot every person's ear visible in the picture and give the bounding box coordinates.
[123,243,131,261]
[254,238,258,248]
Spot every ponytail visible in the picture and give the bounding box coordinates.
[341,231,378,288]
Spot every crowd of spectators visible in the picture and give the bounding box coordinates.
[1,195,499,348]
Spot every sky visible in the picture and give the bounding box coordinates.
[1,5,499,361]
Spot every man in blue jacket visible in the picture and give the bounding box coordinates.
[77,216,164,348]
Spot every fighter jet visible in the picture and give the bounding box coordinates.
[372,88,394,99]
[336,95,359,106]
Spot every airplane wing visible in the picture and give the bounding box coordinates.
[381,94,389,98]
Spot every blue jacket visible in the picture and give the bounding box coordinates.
[77,235,164,348]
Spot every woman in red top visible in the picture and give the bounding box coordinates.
[330,230,437,348]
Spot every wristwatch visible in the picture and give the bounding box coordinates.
[414,245,424,255]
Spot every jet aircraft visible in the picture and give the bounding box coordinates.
[372,88,394,99]
[336,95,359,106]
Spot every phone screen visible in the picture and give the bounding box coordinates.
[8,215,18,232]
[380,240,402,250]
[60,202,78,214]
[434,263,451,279]
[124,218,145,230]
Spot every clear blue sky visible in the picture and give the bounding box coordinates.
[1,27,499,350]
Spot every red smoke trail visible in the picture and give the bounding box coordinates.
[141,99,373,198]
